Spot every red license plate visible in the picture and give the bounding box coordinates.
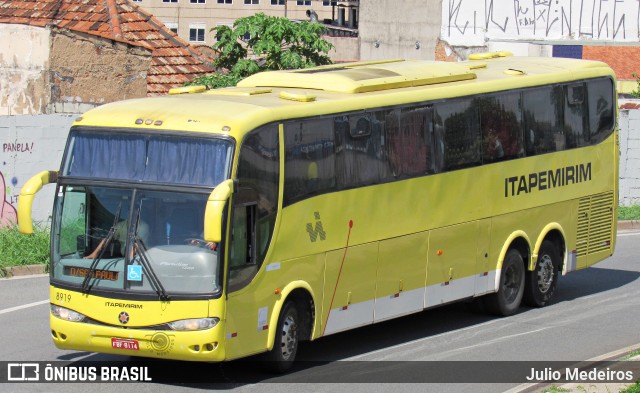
[111,338,140,351]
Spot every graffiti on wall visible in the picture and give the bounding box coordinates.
[442,0,640,46]
[2,138,37,228]
[0,171,18,228]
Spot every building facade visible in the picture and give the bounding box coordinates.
[131,0,357,46]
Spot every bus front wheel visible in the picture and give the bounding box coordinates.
[484,249,525,316]
[263,301,299,373]
[523,240,559,307]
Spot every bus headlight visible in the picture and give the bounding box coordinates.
[168,318,219,331]
[51,304,86,322]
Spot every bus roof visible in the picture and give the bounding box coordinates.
[73,54,614,140]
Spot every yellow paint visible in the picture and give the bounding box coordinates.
[24,57,617,363]
[203,179,234,242]
[17,170,56,234]
[49,286,226,362]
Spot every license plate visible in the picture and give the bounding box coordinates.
[111,338,139,351]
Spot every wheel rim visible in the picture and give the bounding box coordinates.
[280,312,298,361]
[537,254,554,294]
[503,263,522,303]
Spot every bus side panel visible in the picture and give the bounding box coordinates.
[425,221,479,307]
[322,243,378,336]
[474,218,494,296]
[374,232,428,322]
[224,253,325,360]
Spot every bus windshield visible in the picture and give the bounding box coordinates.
[62,129,233,187]
[52,186,221,297]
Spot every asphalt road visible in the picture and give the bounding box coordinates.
[2,229,639,393]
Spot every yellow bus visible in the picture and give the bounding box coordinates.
[19,53,618,370]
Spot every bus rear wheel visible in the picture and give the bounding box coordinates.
[523,240,559,307]
[263,301,299,373]
[484,249,525,316]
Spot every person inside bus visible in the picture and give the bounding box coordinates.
[84,219,149,259]
[485,128,505,161]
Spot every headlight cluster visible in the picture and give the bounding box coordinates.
[51,304,86,322]
[167,318,219,331]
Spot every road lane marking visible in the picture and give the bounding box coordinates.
[618,231,640,237]
[0,300,48,315]
[345,318,501,360]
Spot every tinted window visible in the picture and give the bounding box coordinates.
[434,98,481,170]
[237,125,279,264]
[588,78,615,144]
[284,118,336,206]
[334,114,389,188]
[479,92,525,163]
[565,83,589,148]
[523,85,565,155]
[385,106,436,177]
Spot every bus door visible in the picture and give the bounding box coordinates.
[223,124,280,360]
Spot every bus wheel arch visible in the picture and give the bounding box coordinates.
[524,228,565,307]
[267,283,315,350]
[485,239,529,316]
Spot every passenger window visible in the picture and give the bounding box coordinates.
[479,92,525,163]
[565,83,589,148]
[523,85,565,155]
[334,114,386,188]
[434,98,481,170]
[284,119,336,205]
[385,107,434,177]
[588,78,615,144]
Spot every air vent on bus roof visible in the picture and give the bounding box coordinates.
[468,51,513,60]
[237,60,477,93]
[206,88,272,96]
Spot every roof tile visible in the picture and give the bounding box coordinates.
[0,0,214,95]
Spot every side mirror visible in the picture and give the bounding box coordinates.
[203,179,234,243]
[18,171,58,234]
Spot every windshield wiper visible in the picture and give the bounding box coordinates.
[82,202,122,293]
[130,209,170,301]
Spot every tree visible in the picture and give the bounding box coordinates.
[187,13,334,89]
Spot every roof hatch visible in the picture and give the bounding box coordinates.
[238,60,477,93]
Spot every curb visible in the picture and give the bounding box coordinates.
[0,264,47,278]
[618,220,640,231]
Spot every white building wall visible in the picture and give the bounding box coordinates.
[359,0,442,61]
[441,0,640,47]
[1,115,75,228]
[0,25,51,115]
[619,106,640,206]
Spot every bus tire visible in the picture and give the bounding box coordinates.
[523,240,559,307]
[263,301,299,373]
[484,249,525,316]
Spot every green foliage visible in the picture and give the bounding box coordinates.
[621,381,640,393]
[187,13,334,89]
[631,73,640,99]
[0,225,50,275]
[619,205,640,220]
